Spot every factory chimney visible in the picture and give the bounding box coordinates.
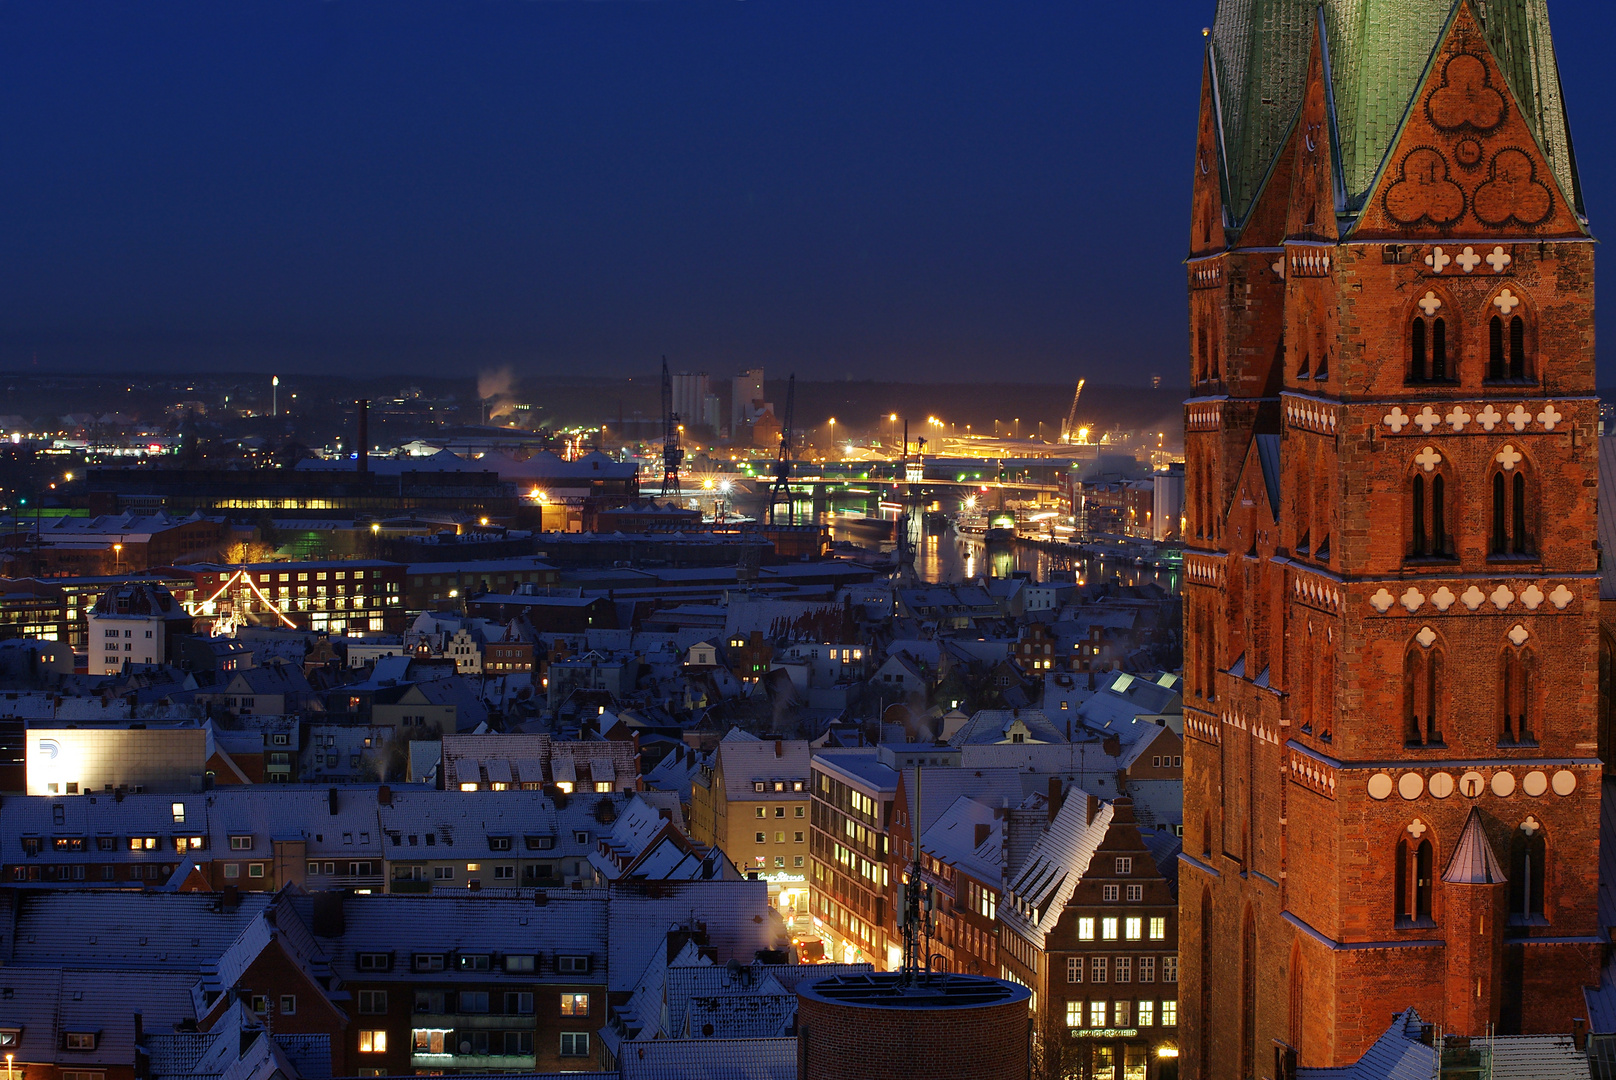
[356,399,369,475]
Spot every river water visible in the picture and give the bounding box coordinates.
[823,515,1181,593]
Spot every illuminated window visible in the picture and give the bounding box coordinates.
[1125,917,1142,940]
[1065,1000,1083,1026]
[1088,1001,1106,1027]
[1077,917,1095,941]
[1102,917,1119,940]
[358,1030,387,1053]
[1149,916,1166,940]
[561,993,590,1016]
[1161,1000,1178,1025]
[171,803,185,823]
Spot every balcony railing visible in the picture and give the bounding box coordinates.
[410,1053,535,1070]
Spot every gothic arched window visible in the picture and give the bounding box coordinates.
[1240,906,1256,1080]
[1489,313,1531,382]
[1410,313,1450,383]
[1509,828,1546,922]
[1500,647,1536,744]
[1490,456,1534,557]
[1409,468,1453,559]
[1397,836,1436,924]
[1199,889,1213,1075]
[1404,643,1442,746]
[1415,839,1434,920]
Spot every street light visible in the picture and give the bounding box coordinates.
[113,543,122,571]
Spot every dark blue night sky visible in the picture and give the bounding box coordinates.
[0,2,1611,384]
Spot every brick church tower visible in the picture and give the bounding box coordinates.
[1180,1,1600,1075]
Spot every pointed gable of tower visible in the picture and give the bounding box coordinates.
[1351,0,1584,239]
[1236,117,1299,249]
[1225,434,1281,539]
[1286,16,1341,243]
[1190,52,1229,258]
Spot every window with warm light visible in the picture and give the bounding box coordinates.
[358,1030,387,1053]
[561,993,590,1016]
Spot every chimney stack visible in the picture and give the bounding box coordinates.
[1086,793,1100,826]
[1047,776,1064,823]
[356,399,369,475]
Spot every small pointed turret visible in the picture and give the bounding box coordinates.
[1441,808,1508,1035]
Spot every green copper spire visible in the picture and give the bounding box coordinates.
[1209,0,1581,226]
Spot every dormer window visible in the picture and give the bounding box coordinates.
[65,1032,97,1051]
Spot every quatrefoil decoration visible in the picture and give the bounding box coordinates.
[1384,407,1410,433]
[1408,818,1429,839]
[1400,586,1426,613]
[1549,583,1575,610]
[1521,815,1540,837]
[1454,247,1482,273]
[1487,246,1512,273]
[1508,623,1530,646]
[1418,291,1443,316]
[1494,288,1521,315]
[1415,626,1437,648]
[1370,588,1396,614]
[1414,445,1443,472]
[1425,247,1451,273]
[1445,406,1471,432]
[1413,406,1442,434]
[1492,584,1516,610]
[1537,405,1562,431]
[1506,404,1532,432]
[1460,585,1486,611]
[1495,444,1522,471]
[1477,404,1503,431]
[1520,584,1545,610]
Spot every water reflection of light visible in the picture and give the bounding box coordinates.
[818,511,1181,593]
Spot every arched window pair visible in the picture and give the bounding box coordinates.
[1409,472,1452,558]
[1403,645,1442,746]
[1491,469,1531,556]
[1488,314,1529,381]
[1499,647,1536,744]
[1409,314,1450,383]
[1394,836,1435,925]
